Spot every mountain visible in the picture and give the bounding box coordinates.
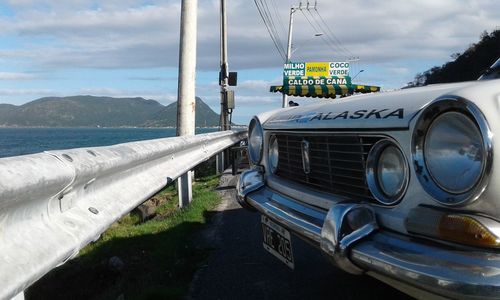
[0,104,16,122]
[0,95,220,127]
[407,29,500,87]
[143,97,220,127]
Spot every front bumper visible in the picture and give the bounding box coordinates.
[237,169,500,300]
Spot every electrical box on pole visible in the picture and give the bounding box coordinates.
[226,90,235,109]
[228,72,237,86]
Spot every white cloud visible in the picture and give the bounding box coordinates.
[0,0,498,71]
[0,88,58,96]
[238,80,278,90]
[0,72,35,80]
[78,87,176,105]
[0,0,498,112]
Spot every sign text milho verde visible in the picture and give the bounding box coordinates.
[283,62,350,77]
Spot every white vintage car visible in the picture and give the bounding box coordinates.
[237,76,500,299]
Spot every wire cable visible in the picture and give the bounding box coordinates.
[260,0,287,55]
[304,9,351,59]
[299,9,348,60]
[254,0,286,60]
[269,0,288,39]
[312,7,356,59]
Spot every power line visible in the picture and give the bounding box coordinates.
[254,0,286,60]
[260,0,286,53]
[312,6,356,59]
[269,0,288,39]
[254,0,359,63]
[254,0,287,60]
[299,9,348,60]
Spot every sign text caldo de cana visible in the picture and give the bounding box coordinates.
[284,61,350,77]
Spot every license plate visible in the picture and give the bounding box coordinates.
[261,215,294,269]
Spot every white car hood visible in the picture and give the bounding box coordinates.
[263,81,481,130]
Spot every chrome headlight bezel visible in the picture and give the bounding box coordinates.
[268,134,279,174]
[366,139,409,205]
[412,97,493,206]
[248,117,264,165]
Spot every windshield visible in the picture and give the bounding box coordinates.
[478,58,500,80]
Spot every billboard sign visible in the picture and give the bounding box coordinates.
[285,76,351,86]
[284,61,350,77]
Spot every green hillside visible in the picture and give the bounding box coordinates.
[143,97,220,127]
[0,96,220,127]
[407,29,500,86]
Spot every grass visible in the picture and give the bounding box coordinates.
[26,174,222,300]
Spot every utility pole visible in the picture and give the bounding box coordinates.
[219,0,230,131]
[283,2,315,108]
[282,6,296,108]
[176,0,197,208]
[217,0,229,174]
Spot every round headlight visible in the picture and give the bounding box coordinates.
[248,117,263,164]
[366,139,409,205]
[268,135,279,173]
[424,112,483,193]
[377,146,407,198]
[412,98,493,206]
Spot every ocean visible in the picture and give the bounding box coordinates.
[0,127,219,158]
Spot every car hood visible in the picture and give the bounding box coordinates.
[262,81,480,130]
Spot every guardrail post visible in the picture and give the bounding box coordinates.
[216,152,224,174]
[178,171,193,208]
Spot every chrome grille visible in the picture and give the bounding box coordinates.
[275,133,382,201]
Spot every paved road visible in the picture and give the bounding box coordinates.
[188,171,413,300]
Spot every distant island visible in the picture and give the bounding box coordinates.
[0,95,220,128]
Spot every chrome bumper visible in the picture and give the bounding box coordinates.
[237,169,500,300]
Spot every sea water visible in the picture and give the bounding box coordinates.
[0,127,218,158]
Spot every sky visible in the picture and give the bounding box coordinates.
[0,0,498,125]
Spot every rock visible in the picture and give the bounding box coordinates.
[108,256,125,272]
[132,200,157,222]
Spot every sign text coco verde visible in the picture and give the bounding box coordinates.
[283,61,350,77]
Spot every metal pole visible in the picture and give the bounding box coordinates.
[176,0,197,208]
[217,0,228,174]
[219,0,229,130]
[283,7,296,108]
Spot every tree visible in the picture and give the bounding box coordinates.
[406,29,500,87]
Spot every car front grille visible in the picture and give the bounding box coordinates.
[275,133,382,201]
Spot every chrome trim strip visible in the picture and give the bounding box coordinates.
[352,233,500,300]
[267,131,389,138]
[412,96,494,206]
[301,139,311,175]
[236,169,264,210]
[245,187,325,244]
[244,186,500,299]
[267,175,350,210]
[321,204,378,275]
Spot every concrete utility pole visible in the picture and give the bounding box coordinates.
[282,6,295,108]
[176,0,197,208]
[283,2,316,108]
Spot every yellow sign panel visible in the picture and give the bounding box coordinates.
[284,61,351,77]
[305,62,329,77]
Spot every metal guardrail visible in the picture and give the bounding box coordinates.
[0,130,247,300]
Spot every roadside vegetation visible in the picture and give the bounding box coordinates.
[27,162,221,300]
